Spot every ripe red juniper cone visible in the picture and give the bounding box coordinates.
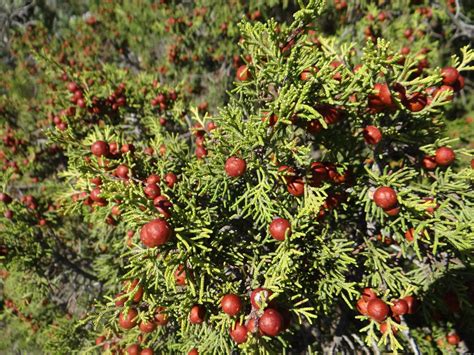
[125,279,144,303]
[441,67,459,86]
[220,294,243,316]
[154,307,169,325]
[422,155,437,170]
[236,65,250,81]
[356,298,369,315]
[287,179,304,196]
[446,332,461,345]
[0,192,12,204]
[363,125,382,145]
[366,298,389,322]
[174,265,187,286]
[189,304,206,324]
[144,183,161,199]
[402,295,417,314]
[230,322,248,344]
[225,157,246,177]
[269,218,291,241]
[391,299,409,315]
[140,218,172,247]
[116,164,129,179]
[139,319,157,333]
[259,308,284,336]
[373,186,398,210]
[188,349,199,355]
[119,308,138,330]
[140,348,154,355]
[435,146,455,166]
[126,344,141,355]
[91,140,109,157]
[250,287,273,310]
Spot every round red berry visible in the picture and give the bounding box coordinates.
[363,125,382,145]
[367,298,389,322]
[287,179,304,196]
[221,294,242,316]
[421,156,437,170]
[91,140,109,157]
[116,164,129,179]
[435,147,455,166]
[236,65,250,81]
[230,322,248,344]
[391,299,409,315]
[164,172,178,188]
[259,308,283,336]
[269,218,291,241]
[119,308,138,330]
[441,67,459,86]
[126,344,141,355]
[225,157,246,177]
[373,187,398,210]
[140,219,172,248]
[250,287,273,309]
[446,332,460,345]
[189,305,206,324]
[144,183,161,199]
[139,320,157,333]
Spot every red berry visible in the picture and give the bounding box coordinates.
[119,308,138,330]
[225,157,246,177]
[125,279,144,303]
[90,188,106,203]
[174,265,187,286]
[140,348,154,355]
[367,298,389,322]
[189,305,206,324]
[363,125,382,145]
[236,65,250,81]
[391,299,409,315]
[139,320,157,333]
[446,332,460,345]
[435,147,455,166]
[126,344,141,355]
[116,164,129,179]
[140,219,172,247]
[146,174,160,185]
[115,292,126,307]
[164,172,178,188]
[153,195,172,219]
[250,287,273,309]
[259,308,283,336]
[402,295,417,314]
[0,193,12,204]
[361,288,378,301]
[230,322,248,344]
[269,218,291,241]
[404,228,415,242]
[154,307,169,325]
[384,205,400,216]
[188,349,198,355]
[421,156,437,170]
[287,179,304,196]
[95,335,106,346]
[373,187,398,210]
[144,183,161,199]
[368,83,393,111]
[91,140,109,157]
[441,67,459,86]
[403,92,427,112]
[221,294,242,316]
